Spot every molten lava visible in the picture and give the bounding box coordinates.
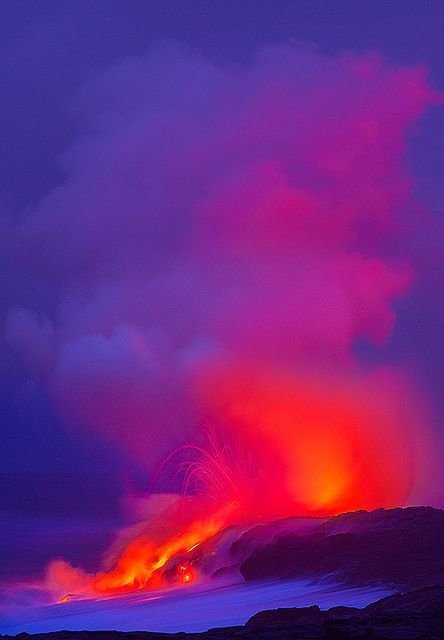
[49,364,428,601]
[93,509,228,594]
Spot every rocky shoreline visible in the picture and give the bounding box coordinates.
[3,585,444,640]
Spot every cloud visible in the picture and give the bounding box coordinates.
[5,307,56,380]
[4,42,439,504]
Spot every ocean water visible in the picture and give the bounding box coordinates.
[0,578,394,635]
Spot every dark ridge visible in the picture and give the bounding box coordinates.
[239,506,444,590]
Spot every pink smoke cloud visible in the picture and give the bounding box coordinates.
[5,42,440,502]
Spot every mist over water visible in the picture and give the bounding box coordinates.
[0,579,394,635]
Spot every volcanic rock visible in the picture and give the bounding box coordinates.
[239,506,444,590]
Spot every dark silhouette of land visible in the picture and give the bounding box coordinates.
[239,506,444,590]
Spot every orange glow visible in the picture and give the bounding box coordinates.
[92,509,227,595]
[58,595,70,604]
[191,363,417,517]
[177,563,195,584]
[52,363,428,601]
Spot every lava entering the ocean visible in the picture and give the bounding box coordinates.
[47,365,428,602]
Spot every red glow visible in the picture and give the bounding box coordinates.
[50,363,428,601]
[192,364,416,517]
[91,508,227,595]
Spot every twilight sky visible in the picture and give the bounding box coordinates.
[1,0,444,587]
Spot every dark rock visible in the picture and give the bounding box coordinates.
[246,604,324,628]
[239,506,444,591]
[362,584,444,616]
[326,605,360,620]
[244,586,444,639]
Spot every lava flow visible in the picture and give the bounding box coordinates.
[48,364,429,603]
[92,508,231,594]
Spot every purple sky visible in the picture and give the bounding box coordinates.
[1,0,443,584]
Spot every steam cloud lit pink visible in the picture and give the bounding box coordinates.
[5,43,440,505]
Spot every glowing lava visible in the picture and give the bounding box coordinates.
[48,364,429,602]
[92,510,228,594]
